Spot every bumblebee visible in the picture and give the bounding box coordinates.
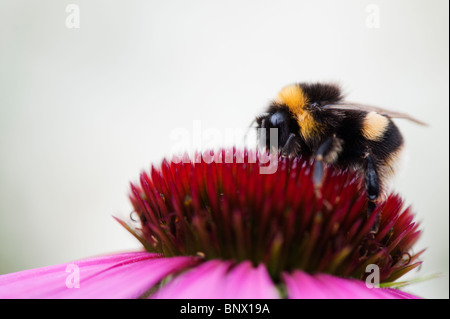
[256,82,425,229]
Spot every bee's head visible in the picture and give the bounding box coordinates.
[255,83,344,151]
[262,83,344,141]
[256,105,299,152]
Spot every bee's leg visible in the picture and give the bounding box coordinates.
[280,133,296,156]
[313,160,324,189]
[364,153,380,233]
[313,139,331,186]
[313,135,342,187]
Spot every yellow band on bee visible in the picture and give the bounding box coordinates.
[275,84,309,115]
[362,112,390,141]
[275,84,323,140]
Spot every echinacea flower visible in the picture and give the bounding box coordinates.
[0,149,423,299]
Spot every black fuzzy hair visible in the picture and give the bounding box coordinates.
[299,82,344,105]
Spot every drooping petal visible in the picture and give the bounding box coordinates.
[0,251,199,299]
[220,262,280,299]
[153,260,280,299]
[153,260,231,299]
[282,270,331,298]
[282,270,419,299]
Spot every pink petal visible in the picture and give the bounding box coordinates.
[221,262,279,298]
[153,260,230,299]
[153,260,280,299]
[282,270,331,298]
[0,251,198,299]
[283,270,419,299]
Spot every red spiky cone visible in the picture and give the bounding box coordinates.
[127,149,423,288]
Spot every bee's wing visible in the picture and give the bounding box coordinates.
[323,102,428,126]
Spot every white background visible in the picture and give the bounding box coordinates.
[0,0,448,298]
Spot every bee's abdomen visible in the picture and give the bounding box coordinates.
[333,112,403,175]
[366,117,404,177]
